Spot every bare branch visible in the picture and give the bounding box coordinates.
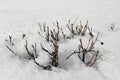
[43,23,46,32]
[88,26,94,37]
[33,60,51,70]
[79,39,84,50]
[67,36,100,67]
[9,35,12,43]
[94,32,99,43]
[32,43,38,58]
[61,28,66,39]
[38,31,43,37]
[87,51,99,66]
[66,50,82,60]
[5,35,14,45]
[6,45,16,55]
[38,22,42,31]
[45,27,50,41]
[24,40,35,60]
[78,54,82,61]
[40,44,52,55]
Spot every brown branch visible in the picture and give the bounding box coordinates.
[87,51,99,66]
[87,40,94,52]
[79,39,84,50]
[94,32,99,43]
[67,21,76,35]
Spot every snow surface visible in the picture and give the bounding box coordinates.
[0,0,120,80]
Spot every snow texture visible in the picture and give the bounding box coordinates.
[0,0,120,80]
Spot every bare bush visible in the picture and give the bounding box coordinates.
[5,20,104,70]
[24,40,51,70]
[41,40,59,67]
[66,33,100,66]
[38,21,61,42]
[67,20,93,37]
[6,35,51,70]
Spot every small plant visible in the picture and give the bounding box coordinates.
[79,21,88,36]
[5,35,17,56]
[24,40,38,60]
[5,35,14,46]
[38,20,93,42]
[61,28,66,40]
[24,40,51,70]
[67,20,77,35]
[66,33,100,66]
[5,20,104,71]
[110,23,115,31]
[67,20,89,36]
[6,35,51,70]
[38,21,62,42]
[41,40,59,67]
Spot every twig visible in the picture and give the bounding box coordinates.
[38,22,42,31]
[32,43,38,58]
[66,50,82,60]
[6,45,16,55]
[87,51,99,66]
[24,40,35,60]
[34,60,51,70]
[40,44,52,55]
[88,26,94,37]
[61,28,66,40]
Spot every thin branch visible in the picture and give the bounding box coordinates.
[88,26,94,37]
[43,23,46,32]
[6,45,16,55]
[61,28,66,39]
[32,44,37,54]
[66,50,82,60]
[87,51,99,66]
[38,31,43,37]
[94,32,99,43]
[78,54,82,61]
[9,35,12,43]
[33,60,51,70]
[40,44,52,55]
[38,22,42,31]
[79,39,84,50]
[45,27,50,41]
[25,40,35,60]
[32,43,38,58]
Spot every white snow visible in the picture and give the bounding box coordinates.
[0,0,120,80]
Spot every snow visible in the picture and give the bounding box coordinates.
[0,0,120,80]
